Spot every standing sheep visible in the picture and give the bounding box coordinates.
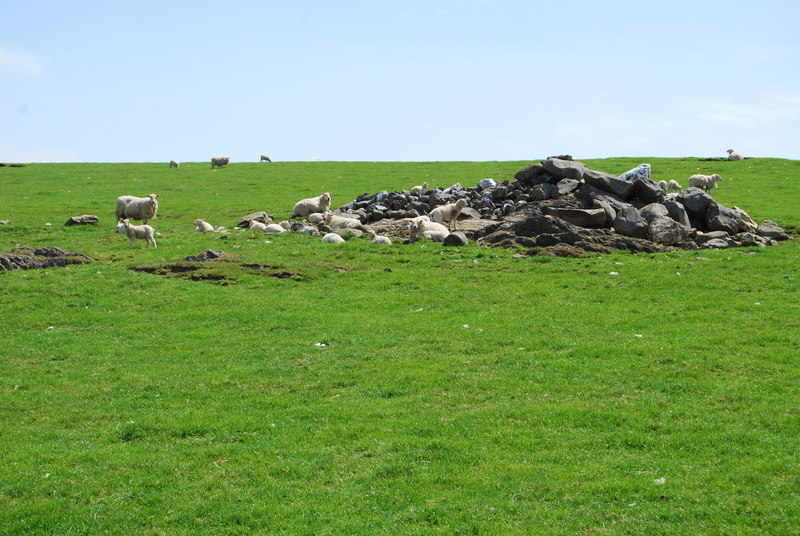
[116,194,159,224]
[429,199,468,231]
[727,149,743,161]
[410,181,429,195]
[169,160,180,168]
[293,193,331,217]
[688,174,723,191]
[211,156,230,169]
[116,218,157,248]
[194,219,213,232]
[667,180,682,193]
[656,180,668,193]
[260,155,272,162]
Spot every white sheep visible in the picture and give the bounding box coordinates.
[409,219,449,242]
[263,223,286,234]
[322,232,345,243]
[169,160,180,168]
[260,154,272,162]
[656,180,667,193]
[211,156,230,169]
[249,220,268,232]
[293,193,331,217]
[688,174,723,191]
[727,149,743,161]
[429,198,468,231]
[194,219,213,232]
[421,231,449,242]
[667,179,682,193]
[116,218,157,248]
[410,181,429,195]
[307,212,326,224]
[116,194,159,224]
[323,212,366,231]
[368,230,392,244]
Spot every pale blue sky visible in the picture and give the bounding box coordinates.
[2,0,798,162]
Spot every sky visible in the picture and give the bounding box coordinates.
[1,0,799,163]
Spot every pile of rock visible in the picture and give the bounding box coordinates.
[0,247,93,271]
[337,156,789,253]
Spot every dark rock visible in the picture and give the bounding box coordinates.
[583,169,634,199]
[592,199,616,225]
[238,211,272,228]
[647,216,690,245]
[677,188,713,217]
[542,158,587,181]
[458,207,482,220]
[733,232,775,247]
[664,199,691,228]
[639,203,669,223]
[491,186,509,200]
[576,184,630,213]
[443,232,469,247]
[613,207,648,238]
[543,207,606,228]
[694,231,731,245]
[0,247,93,271]
[632,177,665,204]
[514,163,545,185]
[705,203,741,234]
[184,250,226,262]
[701,238,733,249]
[530,184,554,201]
[554,179,581,197]
[64,215,99,226]
[757,220,789,240]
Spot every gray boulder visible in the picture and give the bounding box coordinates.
[576,184,630,213]
[677,188,713,217]
[583,169,634,200]
[705,203,741,234]
[542,158,587,181]
[592,199,617,226]
[544,207,606,228]
[664,199,691,228]
[238,211,272,228]
[694,231,731,245]
[530,184,554,201]
[555,179,581,196]
[639,203,669,223]
[701,238,734,250]
[757,220,789,240]
[647,216,690,245]
[64,215,99,226]
[632,177,665,204]
[443,232,469,247]
[613,206,648,238]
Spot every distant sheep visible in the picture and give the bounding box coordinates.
[322,233,345,243]
[688,174,723,191]
[368,230,392,245]
[260,155,272,162]
[169,160,180,168]
[656,180,667,193]
[429,198,468,231]
[667,180,682,193]
[116,194,158,224]
[293,192,331,217]
[727,149,743,161]
[194,219,213,232]
[116,218,156,248]
[410,181,429,195]
[211,156,230,169]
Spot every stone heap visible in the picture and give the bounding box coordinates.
[0,247,93,271]
[338,157,789,253]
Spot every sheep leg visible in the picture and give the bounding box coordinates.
[129,238,135,248]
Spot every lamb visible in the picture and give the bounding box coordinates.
[194,219,213,232]
[409,219,449,242]
[410,181,429,195]
[688,174,723,191]
[323,211,367,231]
[211,156,230,169]
[249,220,268,232]
[322,232,345,243]
[667,179,682,193]
[307,212,326,224]
[116,194,159,224]
[368,230,392,245]
[727,149,743,161]
[263,223,286,234]
[260,155,272,162]
[116,218,156,248]
[429,198,468,231]
[293,192,331,217]
[169,160,180,168]
[656,180,668,193]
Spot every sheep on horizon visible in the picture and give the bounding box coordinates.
[260,155,272,162]
[727,149,744,161]
[169,160,180,168]
[116,194,158,224]
[211,156,230,169]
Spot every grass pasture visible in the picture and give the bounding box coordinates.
[0,158,798,535]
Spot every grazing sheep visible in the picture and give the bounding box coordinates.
[727,149,743,161]
[429,198,468,231]
[322,232,345,243]
[211,156,230,169]
[249,220,268,232]
[368,230,392,245]
[410,181,429,195]
[260,154,272,162]
[116,218,156,248]
[688,174,723,191]
[656,180,668,193]
[323,212,367,231]
[293,192,331,217]
[116,194,159,224]
[194,219,213,232]
[409,219,449,242]
[169,160,180,168]
[263,223,286,234]
[667,179,682,193]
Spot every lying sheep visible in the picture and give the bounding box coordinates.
[260,154,272,162]
[410,181,429,195]
[429,198,468,231]
[249,220,268,232]
[293,192,331,217]
[211,156,230,169]
[667,179,682,193]
[727,149,743,161]
[116,218,157,248]
[656,180,668,193]
[307,212,326,224]
[116,194,159,224]
[263,223,286,234]
[368,230,392,245]
[688,174,723,191]
[169,160,180,168]
[322,233,345,243]
[194,219,213,232]
[409,219,449,242]
[323,212,367,231]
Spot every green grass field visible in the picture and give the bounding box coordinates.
[1,158,798,535]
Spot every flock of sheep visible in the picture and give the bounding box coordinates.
[114,149,746,249]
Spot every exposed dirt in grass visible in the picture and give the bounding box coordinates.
[130,256,310,284]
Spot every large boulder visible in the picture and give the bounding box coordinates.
[731,206,758,233]
[543,207,606,228]
[647,216,690,245]
[542,158,587,181]
[705,203,741,234]
[757,220,789,240]
[632,177,665,204]
[64,215,99,226]
[575,184,631,213]
[638,203,669,223]
[238,211,272,228]
[443,232,469,247]
[583,170,634,200]
[530,184,554,201]
[664,199,691,228]
[514,163,545,185]
[613,206,648,238]
[554,179,581,196]
[592,199,617,225]
[677,188,713,217]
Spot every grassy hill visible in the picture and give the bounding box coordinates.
[1,158,798,534]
